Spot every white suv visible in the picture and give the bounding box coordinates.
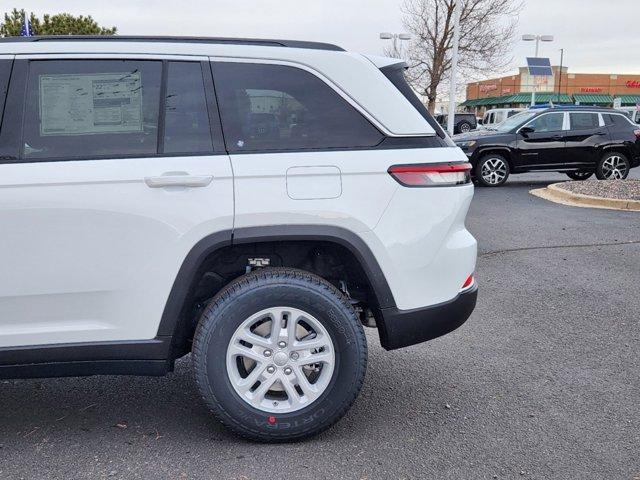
[0,36,477,441]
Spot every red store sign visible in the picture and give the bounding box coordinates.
[580,87,603,93]
[627,80,640,88]
[480,84,498,93]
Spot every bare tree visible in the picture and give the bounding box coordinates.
[399,0,522,112]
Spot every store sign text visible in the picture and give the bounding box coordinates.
[627,80,640,88]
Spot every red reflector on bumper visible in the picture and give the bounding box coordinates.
[461,274,474,290]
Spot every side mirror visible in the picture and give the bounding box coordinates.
[519,126,535,136]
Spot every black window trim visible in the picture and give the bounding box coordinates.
[0,57,227,165]
[0,58,14,135]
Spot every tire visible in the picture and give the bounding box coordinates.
[458,121,472,133]
[566,170,594,181]
[596,152,630,180]
[192,267,367,442]
[475,154,510,187]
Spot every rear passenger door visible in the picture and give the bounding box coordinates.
[210,60,398,235]
[0,56,233,348]
[564,112,608,166]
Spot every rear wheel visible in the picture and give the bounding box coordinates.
[566,170,593,181]
[596,152,630,180]
[476,154,510,187]
[192,267,367,442]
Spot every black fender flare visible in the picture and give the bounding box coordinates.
[156,225,396,337]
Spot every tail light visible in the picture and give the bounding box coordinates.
[388,162,472,187]
[634,129,640,140]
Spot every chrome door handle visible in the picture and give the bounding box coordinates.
[144,174,213,188]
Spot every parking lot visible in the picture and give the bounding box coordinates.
[1,171,638,480]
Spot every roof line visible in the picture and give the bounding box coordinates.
[0,35,345,52]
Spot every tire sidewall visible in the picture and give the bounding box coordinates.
[476,154,510,187]
[194,274,365,439]
[596,152,630,180]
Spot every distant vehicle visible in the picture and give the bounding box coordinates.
[453,106,640,186]
[479,108,525,130]
[617,107,640,124]
[434,112,477,133]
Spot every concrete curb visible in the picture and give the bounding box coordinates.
[530,182,640,212]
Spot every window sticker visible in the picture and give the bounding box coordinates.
[38,72,143,136]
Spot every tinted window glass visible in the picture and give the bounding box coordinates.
[213,62,383,152]
[570,112,599,130]
[164,61,212,154]
[0,59,12,130]
[604,113,632,128]
[23,60,161,160]
[527,112,564,132]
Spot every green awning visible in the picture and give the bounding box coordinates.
[503,92,572,104]
[459,98,478,107]
[616,95,640,106]
[572,94,613,105]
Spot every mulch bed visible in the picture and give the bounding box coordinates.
[557,180,640,201]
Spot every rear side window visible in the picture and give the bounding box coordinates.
[569,112,599,130]
[163,61,213,154]
[22,60,162,160]
[213,62,383,152]
[604,113,633,128]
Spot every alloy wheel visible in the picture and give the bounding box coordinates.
[601,155,628,179]
[481,157,508,185]
[226,307,335,414]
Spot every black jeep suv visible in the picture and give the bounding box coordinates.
[453,106,640,187]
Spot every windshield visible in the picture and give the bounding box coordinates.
[492,111,537,132]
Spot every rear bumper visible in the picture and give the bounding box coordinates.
[376,285,477,350]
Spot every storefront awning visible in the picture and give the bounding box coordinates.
[572,94,613,104]
[616,95,640,106]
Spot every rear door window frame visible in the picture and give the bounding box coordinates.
[0,54,226,165]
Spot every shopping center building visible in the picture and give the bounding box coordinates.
[461,66,640,114]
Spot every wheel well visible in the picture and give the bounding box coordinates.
[476,149,513,170]
[166,240,382,359]
[601,146,632,161]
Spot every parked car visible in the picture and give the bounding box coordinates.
[434,112,477,134]
[479,108,525,130]
[0,36,477,441]
[453,106,640,186]
[617,107,640,124]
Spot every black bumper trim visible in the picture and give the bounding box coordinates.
[376,286,477,350]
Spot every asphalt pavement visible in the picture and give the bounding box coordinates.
[1,171,639,480]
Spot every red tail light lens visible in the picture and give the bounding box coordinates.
[388,162,472,187]
[634,129,640,140]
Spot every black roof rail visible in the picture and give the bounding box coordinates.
[0,35,345,52]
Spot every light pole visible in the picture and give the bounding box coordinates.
[447,0,463,136]
[522,34,554,106]
[380,32,411,59]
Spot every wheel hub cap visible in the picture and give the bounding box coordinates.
[226,307,335,414]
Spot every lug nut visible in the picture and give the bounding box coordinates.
[266,365,276,374]
[278,341,287,349]
[263,349,272,357]
[290,352,299,361]
[283,367,292,375]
